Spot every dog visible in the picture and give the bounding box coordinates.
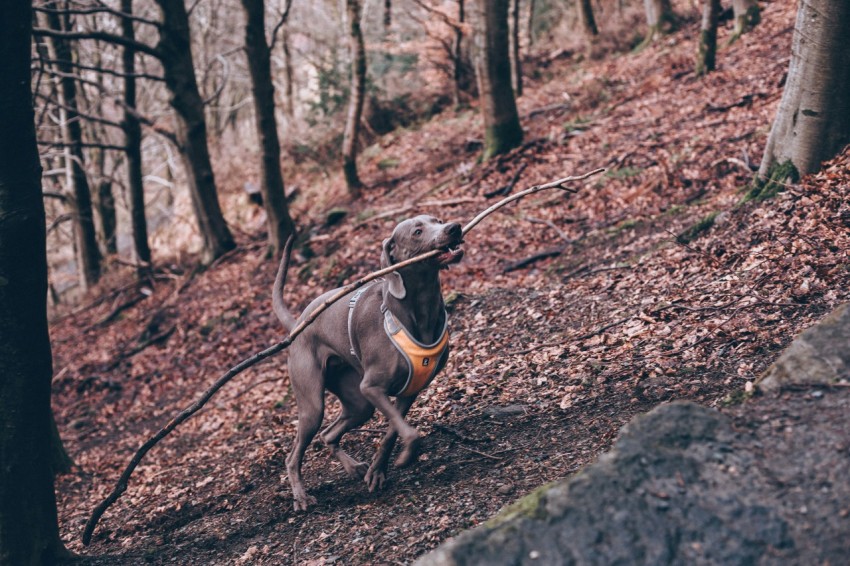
[273,215,464,510]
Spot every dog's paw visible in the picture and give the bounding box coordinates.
[394,436,422,468]
[348,460,369,480]
[365,468,386,492]
[293,493,317,512]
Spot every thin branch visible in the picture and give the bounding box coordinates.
[32,28,161,59]
[34,5,161,27]
[81,167,606,545]
[35,57,164,81]
[37,139,127,151]
[34,92,124,129]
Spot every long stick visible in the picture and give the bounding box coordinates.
[81,167,604,545]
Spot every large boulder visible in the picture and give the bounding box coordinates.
[758,302,850,393]
[415,402,792,565]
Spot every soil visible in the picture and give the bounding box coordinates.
[52,2,850,564]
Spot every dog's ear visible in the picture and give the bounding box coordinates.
[381,238,406,299]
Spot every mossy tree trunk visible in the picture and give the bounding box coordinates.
[155,0,235,265]
[642,0,677,44]
[342,0,366,197]
[241,0,296,255]
[0,4,68,562]
[729,0,760,43]
[696,0,719,76]
[759,0,850,178]
[474,0,523,159]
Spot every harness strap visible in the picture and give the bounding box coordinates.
[347,284,373,359]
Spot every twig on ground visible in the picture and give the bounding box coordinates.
[81,167,606,545]
[503,247,565,273]
[455,445,502,460]
[484,162,527,198]
[524,216,573,243]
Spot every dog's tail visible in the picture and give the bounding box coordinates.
[272,234,298,332]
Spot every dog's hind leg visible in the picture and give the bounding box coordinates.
[321,369,374,479]
[285,357,325,511]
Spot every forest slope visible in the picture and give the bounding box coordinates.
[53,2,850,563]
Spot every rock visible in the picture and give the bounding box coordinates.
[483,404,527,418]
[415,402,793,566]
[758,302,850,393]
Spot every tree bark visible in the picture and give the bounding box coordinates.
[527,0,535,47]
[642,0,676,43]
[155,0,235,264]
[510,0,523,97]
[0,3,68,562]
[342,0,367,196]
[122,0,152,276]
[474,0,523,159]
[759,0,850,178]
[384,0,392,30]
[730,0,760,42]
[42,1,102,290]
[577,0,599,37]
[696,0,719,76]
[452,0,466,108]
[241,0,297,255]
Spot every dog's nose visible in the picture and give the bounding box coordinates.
[445,223,462,238]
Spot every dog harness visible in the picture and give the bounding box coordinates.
[348,283,450,398]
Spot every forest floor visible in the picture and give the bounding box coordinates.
[53,2,850,564]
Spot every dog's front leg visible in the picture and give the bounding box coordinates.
[364,395,416,491]
[360,379,421,467]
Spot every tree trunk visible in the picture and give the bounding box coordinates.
[452,0,466,108]
[281,30,295,118]
[730,0,760,43]
[0,4,68,562]
[42,2,102,290]
[643,0,676,43]
[241,0,297,255]
[577,0,599,37]
[384,0,392,30]
[527,0,535,47]
[759,0,850,179]
[510,0,523,98]
[96,179,118,255]
[122,0,152,276]
[342,0,366,196]
[474,0,523,159]
[155,0,235,264]
[696,0,719,76]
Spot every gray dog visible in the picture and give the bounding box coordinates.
[273,215,464,510]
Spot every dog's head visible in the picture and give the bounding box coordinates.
[380,215,464,299]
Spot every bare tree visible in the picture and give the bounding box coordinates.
[342,0,367,196]
[510,0,522,97]
[241,0,297,254]
[696,0,719,76]
[0,3,68,562]
[642,0,677,44]
[759,0,850,179]
[121,0,152,276]
[577,0,599,38]
[474,0,523,159]
[40,1,102,290]
[155,0,235,264]
[729,0,760,44]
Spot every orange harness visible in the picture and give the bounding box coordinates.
[382,307,449,397]
[347,284,449,398]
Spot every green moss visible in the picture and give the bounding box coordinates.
[677,211,718,244]
[377,157,401,170]
[742,159,799,204]
[486,481,556,527]
[483,120,523,160]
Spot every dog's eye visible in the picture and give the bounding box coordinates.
[413,229,422,236]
